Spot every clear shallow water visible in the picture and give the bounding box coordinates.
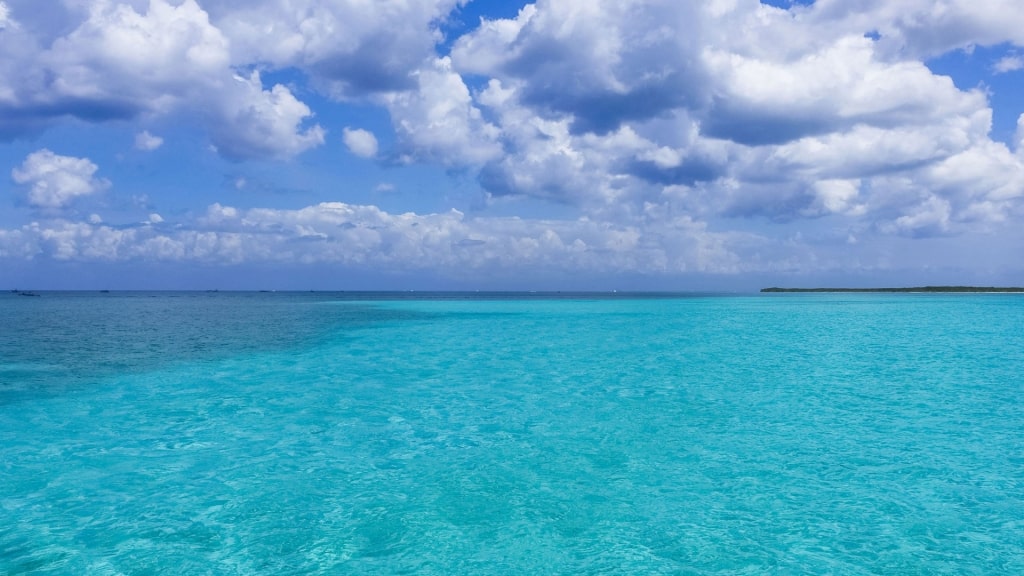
[2,292,1023,574]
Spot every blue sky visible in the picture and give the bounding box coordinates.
[2,0,1024,290]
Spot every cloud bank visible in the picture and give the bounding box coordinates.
[2,0,1024,285]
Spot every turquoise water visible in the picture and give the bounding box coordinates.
[2,292,1023,574]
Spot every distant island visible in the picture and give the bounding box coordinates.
[761,286,1024,293]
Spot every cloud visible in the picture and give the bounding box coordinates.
[993,54,1024,74]
[436,0,1024,237]
[383,57,503,166]
[11,149,110,209]
[36,0,230,117]
[451,0,708,135]
[3,196,1024,283]
[1017,114,1024,154]
[803,0,1024,59]
[701,35,984,145]
[882,196,953,238]
[0,0,324,160]
[203,0,463,97]
[3,0,1024,282]
[0,2,12,30]
[134,130,164,151]
[475,94,656,208]
[342,128,379,158]
[211,71,325,161]
[0,201,742,275]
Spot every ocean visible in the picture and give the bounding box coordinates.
[1,291,1022,574]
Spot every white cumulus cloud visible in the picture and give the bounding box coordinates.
[993,54,1024,74]
[383,57,503,166]
[135,130,164,151]
[3,0,1024,282]
[803,0,1024,59]
[11,149,110,209]
[342,128,379,158]
[212,70,325,160]
[205,0,463,97]
[437,0,1024,237]
[0,0,324,160]
[40,0,230,116]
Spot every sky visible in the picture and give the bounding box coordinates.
[2,0,1024,291]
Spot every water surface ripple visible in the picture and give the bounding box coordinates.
[1,292,1022,574]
